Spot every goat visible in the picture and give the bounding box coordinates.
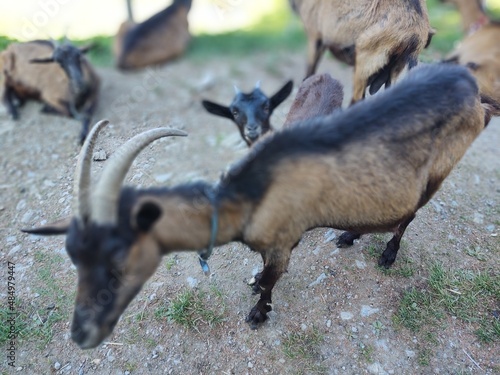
[202,80,293,146]
[0,40,100,144]
[283,73,343,127]
[440,0,500,104]
[22,64,497,349]
[289,0,434,104]
[113,0,192,70]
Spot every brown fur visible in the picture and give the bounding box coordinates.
[113,3,191,70]
[283,73,344,127]
[290,0,433,103]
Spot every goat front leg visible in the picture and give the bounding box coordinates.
[3,87,19,119]
[246,250,290,329]
[378,214,415,268]
[305,35,325,79]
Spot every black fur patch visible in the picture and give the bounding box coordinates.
[406,0,423,16]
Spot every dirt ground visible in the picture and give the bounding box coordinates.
[0,51,499,375]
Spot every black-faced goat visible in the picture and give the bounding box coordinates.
[441,0,500,104]
[23,64,497,349]
[0,40,100,144]
[113,0,192,70]
[289,0,434,104]
[202,80,293,146]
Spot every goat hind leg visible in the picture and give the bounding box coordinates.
[379,214,416,268]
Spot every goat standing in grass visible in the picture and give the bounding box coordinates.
[113,0,192,70]
[290,0,433,104]
[441,0,500,104]
[23,64,497,349]
[0,40,100,144]
[202,80,293,146]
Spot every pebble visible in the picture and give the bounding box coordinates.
[361,305,380,317]
[155,173,172,183]
[340,311,354,320]
[54,362,61,370]
[16,200,26,211]
[308,273,327,287]
[93,149,107,161]
[187,277,198,288]
[473,212,484,224]
[324,229,337,243]
[248,362,253,368]
[355,260,366,269]
[326,319,332,328]
[486,224,495,232]
[367,362,388,375]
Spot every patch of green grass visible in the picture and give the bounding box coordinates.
[282,326,326,373]
[394,263,500,344]
[0,304,29,345]
[464,246,487,261]
[165,256,176,271]
[359,342,374,363]
[155,287,225,330]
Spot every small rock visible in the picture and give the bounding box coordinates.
[16,200,26,211]
[21,210,34,223]
[301,323,307,331]
[186,277,198,288]
[473,212,484,224]
[341,311,354,320]
[152,351,159,359]
[324,229,337,243]
[405,350,416,358]
[355,260,366,269]
[8,245,21,257]
[248,362,253,368]
[93,149,107,161]
[54,362,61,370]
[326,319,332,328]
[367,362,388,375]
[430,200,441,214]
[154,173,172,183]
[308,273,327,287]
[361,305,380,317]
[92,359,101,365]
[486,224,495,232]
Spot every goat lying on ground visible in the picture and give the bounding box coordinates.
[202,80,293,146]
[283,73,343,127]
[23,64,497,349]
[289,0,433,104]
[113,0,192,70]
[440,0,500,104]
[0,40,100,144]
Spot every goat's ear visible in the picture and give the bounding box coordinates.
[133,201,163,233]
[30,57,55,64]
[201,100,233,120]
[270,80,293,111]
[21,217,72,235]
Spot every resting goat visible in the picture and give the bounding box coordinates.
[113,0,192,70]
[289,0,433,104]
[0,40,100,144]
[441,0,500,104]
[23,64,497,349]
[202,80,293,146]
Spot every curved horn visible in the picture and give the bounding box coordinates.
[233,85,241,95]
[73,120,110,224]
[91,128,188,225]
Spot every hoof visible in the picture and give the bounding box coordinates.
[245,301,272,329]
[378,254,395,269]
[336,231,360,248]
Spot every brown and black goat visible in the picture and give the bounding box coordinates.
[0,39,100,144]
[113,0,192,70]
[289,0,434,104]
[440,0,500,104]
[23,64,497,349]
[202,80,293,146]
